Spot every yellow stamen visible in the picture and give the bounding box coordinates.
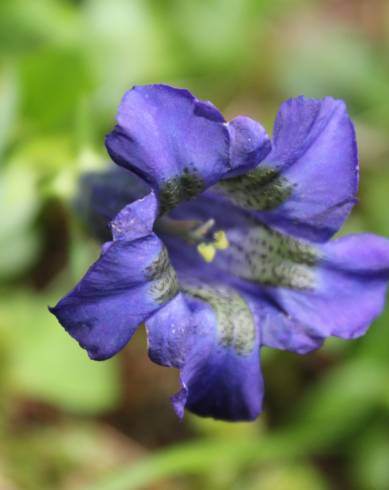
[213,230,229,250]
[197,243,216,263]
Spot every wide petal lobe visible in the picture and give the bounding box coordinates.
[215,96,358,242]
[106,84,270,212]
[50,193,178,360]
[261,233,389,352]
[172,285,264,421]
[145,294,191,369]
[209,221,389,353]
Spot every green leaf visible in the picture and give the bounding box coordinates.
[0,292,121,414]
[362,168,389,236]
[352,427,389,490]
[0,228,40,280]
[0,0,80,53]
[82,418,335,490]
[0,163,40,279]
[275,25,389,109]
[291,359,389,445]
[248,463,330,490]
[0,66,18,157]
[20,46,92,132]
[82,0,173,114]
[0,163,38,237]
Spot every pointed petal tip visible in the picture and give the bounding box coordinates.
[48,303,60,317]
[171,385,262,422]
[49,302,112,361]
[171,379,189,420]
[86,349,113,362]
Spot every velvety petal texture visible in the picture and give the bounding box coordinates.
[50,193,178,360]
[260,96,358,241]
[145,294,191,369]
[255,298,324,355]
[172,287,263,421]
[106,84,270,212]
[261,233,389,352]
[215,96,358,242]
[144,252,265,421]
[225,115,271,177]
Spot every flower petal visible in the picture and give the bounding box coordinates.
[206,220,389,353]
[214,221,319,290]
[254,297,325,354]
[261,233,389,352]
[106,84,270,212]
[172,285,263,421]
[215,96,358,242]
[110,191,159,241]
[145,293,191,368]
[225,115,271,177]
[50,194,178,360]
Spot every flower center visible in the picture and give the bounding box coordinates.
[157,193,320,291]
[197,230,229,263]
[155,216,230,263]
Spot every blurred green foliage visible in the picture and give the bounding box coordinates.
[0,0,389,489]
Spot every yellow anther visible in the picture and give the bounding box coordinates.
[213,230,229,250]
[197,242,216,263]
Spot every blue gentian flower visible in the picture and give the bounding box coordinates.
[50,85,389,421]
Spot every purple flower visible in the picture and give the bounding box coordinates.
[50,85,389,421]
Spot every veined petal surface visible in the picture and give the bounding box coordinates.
[172,285,263,421]
[106,84,270,212]
[215,96,358,242]
[50,193,178,360]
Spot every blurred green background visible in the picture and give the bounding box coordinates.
[1,0,389,489]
